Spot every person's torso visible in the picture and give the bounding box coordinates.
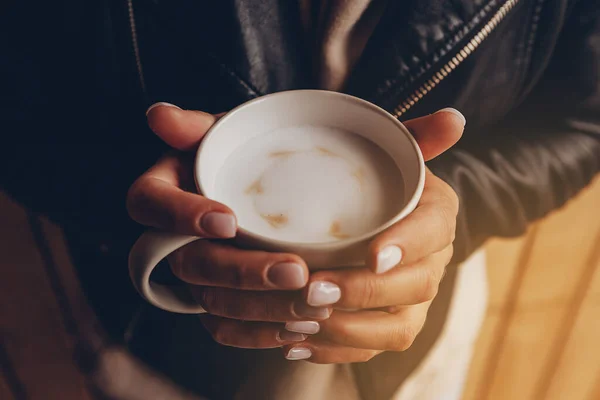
[130,0,569,133]
[114,2,571,399]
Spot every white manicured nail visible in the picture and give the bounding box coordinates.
[145,102,182,116]
[376,245,403,274]
[307,281,341,306]
[201,212,237,238]
[286,347,312,361]
[435,107,466,126]
[285,321,320,335]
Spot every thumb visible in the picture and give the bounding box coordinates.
[403,108,465,161]
[146,102,218,151]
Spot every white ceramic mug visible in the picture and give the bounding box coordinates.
[129,90,425,314]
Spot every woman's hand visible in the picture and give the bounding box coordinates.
[282,109,465,362]
[127,103,333,349]
[126,102,464,359]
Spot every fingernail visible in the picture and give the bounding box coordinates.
[145,102,182,116]
[376,245,403,274]
[285,321,320,335]
[307,281,341,306]
[201,212,236,238]
[277,331,307,342]
[285,347,312,361]
[293,303,331,319]
[267,263,306,289]
[435,107,466,126]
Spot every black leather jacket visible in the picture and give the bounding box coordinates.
[1,0,599,398]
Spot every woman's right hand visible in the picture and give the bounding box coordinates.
[126,103,334,349]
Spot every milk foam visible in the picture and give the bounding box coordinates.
[214,126,404,243]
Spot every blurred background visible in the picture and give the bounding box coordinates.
[1,175,600,400]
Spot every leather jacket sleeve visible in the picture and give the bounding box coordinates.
[0,111,166,246]
[0,2,168,252]
[428,0,600,262]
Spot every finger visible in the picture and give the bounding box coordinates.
[146,102,218,151]
[200,314,310,349]
[170,240,309,290]
[367,169,458,272]
[190,287,332,322]
[316,303,431,351]
[126,153,236,238]
[307,246,452,309]
[403,108,465,161]
[282,339,382,363]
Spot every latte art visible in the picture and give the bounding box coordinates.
[214,126,404,243]
[247,147,366,238]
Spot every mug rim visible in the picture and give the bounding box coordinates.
[194,89,425,250]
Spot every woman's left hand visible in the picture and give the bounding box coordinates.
[283,109,465,362]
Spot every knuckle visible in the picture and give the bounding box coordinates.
[332,321,354,346]
[436,179,459,212]
[200,316,239,347]
[358,277,383,309]
[126,177,176,230]
[210,323,232,346]
[442,246,454,266]
[437,205,457,245]
[445,187,460,215]
[417,267,440,303]
[390,324,418,351]
[430,247,454,285]
[197,288,222,315]
[440,267,448,284]
[448,223,457,244]
[125,179,147,220]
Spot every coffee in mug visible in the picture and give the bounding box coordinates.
[215,125,404,243]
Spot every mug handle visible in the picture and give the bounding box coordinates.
[128,230,207,314]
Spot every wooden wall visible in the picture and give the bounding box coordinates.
[0,194,95,399]
[1,175,600,399]
[463,175,600,400]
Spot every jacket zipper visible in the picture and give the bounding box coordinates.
[128,0,521,112]
[127,0,147,96]
[393,0,520,118]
